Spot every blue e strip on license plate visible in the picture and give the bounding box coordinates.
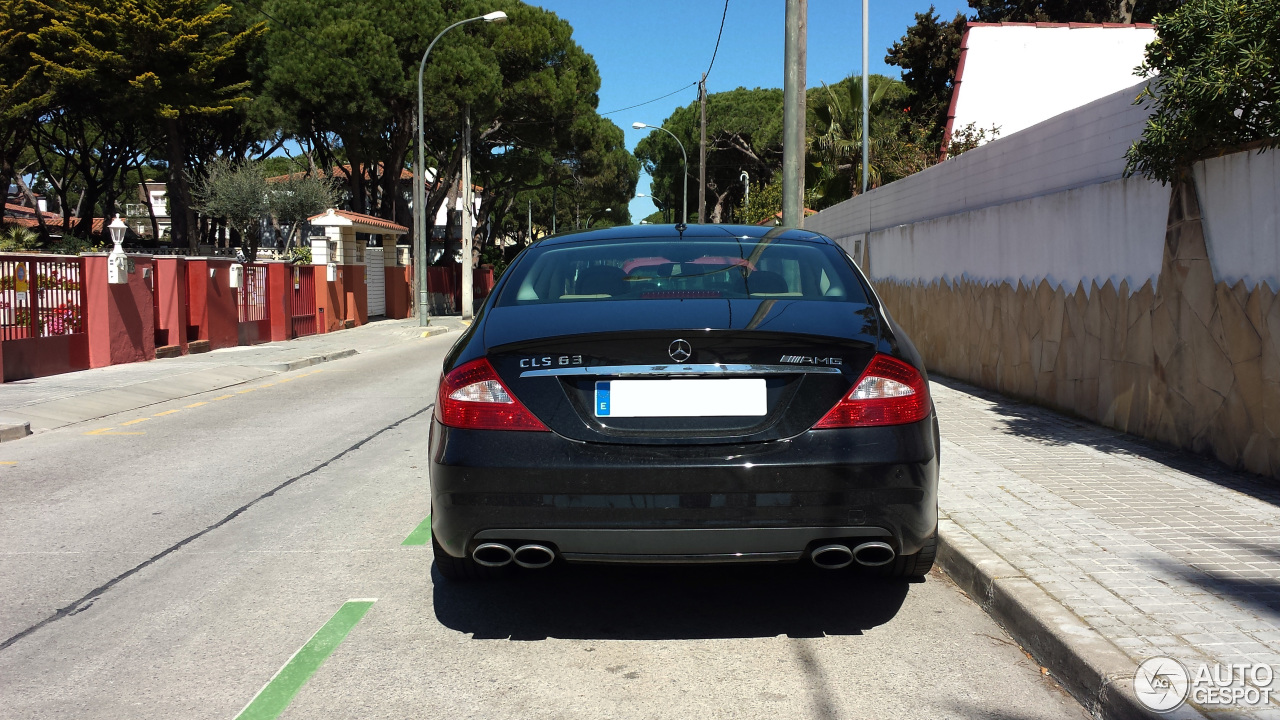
[595,379,766,418]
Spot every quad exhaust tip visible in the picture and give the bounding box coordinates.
[851,541,895,567]
[472,542,556,569]
[810,542,897,569]
[472,542,514,567]
[513,544,556,569]
[810,544,854,569]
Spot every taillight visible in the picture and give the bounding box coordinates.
[813,354,931,428]
[435,358,549,431]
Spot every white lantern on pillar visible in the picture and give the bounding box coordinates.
[107,215,129,285]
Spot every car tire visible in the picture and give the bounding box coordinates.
[431,533,511,581]
[883,531,937,578]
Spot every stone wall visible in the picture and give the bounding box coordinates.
[877,181,1280,478]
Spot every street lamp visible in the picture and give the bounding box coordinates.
[107,214,128,285]
[632,122,687,226]
[586,207,612,228]
[415,10,507,326]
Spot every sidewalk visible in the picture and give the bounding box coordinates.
[934,376,1280,719]
[0,316,467,435]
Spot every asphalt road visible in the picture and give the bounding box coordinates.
[0,328,1089,719]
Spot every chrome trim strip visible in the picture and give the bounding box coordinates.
[560,551,803,564]
[519,363,843,378]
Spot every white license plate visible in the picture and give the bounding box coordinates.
[594,379,766,417]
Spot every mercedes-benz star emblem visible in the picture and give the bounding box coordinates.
[668,339,692,363]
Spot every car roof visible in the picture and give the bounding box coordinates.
[531,224,834,248]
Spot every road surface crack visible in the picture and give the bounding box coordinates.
[0,403,434,653]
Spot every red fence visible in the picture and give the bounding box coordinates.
[290,265,317,338]
[236,263,269,345]
[0,252,418,382]
[237,264,267,322]
[0,254,89,380]
[424,265,495,316]
[0,256,85,340]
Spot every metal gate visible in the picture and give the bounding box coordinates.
[365,247,385,317]
[0,254,89,380]
[290,265,317,337]
[236,263,270,345]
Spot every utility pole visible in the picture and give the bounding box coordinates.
[862,0,869,195]
[527,199,532,243]
[698,73,707,224]
[781,0,806,227]
[460,106,474,320]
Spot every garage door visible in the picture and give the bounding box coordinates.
[365,247,385,317]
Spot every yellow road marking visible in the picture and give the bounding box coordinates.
[154,409,181,416]
[213,395,234,400]
[257,383,276,388]
[277,377,294,383]
[120,418,149,426]
[0,461,17,465]
[236,389,255,394]
[84,428,145,436]
[186,402,207,408]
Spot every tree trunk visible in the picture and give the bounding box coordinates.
[14,173,54,241]
[164,118,197,252]
[380,127,411,221]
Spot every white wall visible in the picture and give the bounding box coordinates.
[952,25,1155,138]
[1194,149,1280,291]
[806,80,1153,241]
[867,176,1169,292]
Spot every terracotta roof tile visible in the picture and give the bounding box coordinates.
[307,209,409,234]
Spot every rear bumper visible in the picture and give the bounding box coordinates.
[428,416,939,562]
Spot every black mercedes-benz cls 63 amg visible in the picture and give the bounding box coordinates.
[428,224,939,580]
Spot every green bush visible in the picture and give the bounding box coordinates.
[0,225,41,252]
[1126,0,1280,183]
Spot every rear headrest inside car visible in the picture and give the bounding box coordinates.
[746,270,788,294]
[577,265,628,296]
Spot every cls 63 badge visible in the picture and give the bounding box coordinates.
[520,355,584,368]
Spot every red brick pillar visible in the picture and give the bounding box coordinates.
[204,258,238,349]
[84,253,156,368]
[265,261,291,342]
[185,258,210,345]
[153,256,188,355]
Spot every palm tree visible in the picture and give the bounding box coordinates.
[808,75,904,205]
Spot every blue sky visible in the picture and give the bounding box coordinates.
[529,1,973,223]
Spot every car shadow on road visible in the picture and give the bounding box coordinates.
[431,562,913,640]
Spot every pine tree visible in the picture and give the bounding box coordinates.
[31,0,265,246]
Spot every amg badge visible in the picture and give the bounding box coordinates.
[780,355,842,365]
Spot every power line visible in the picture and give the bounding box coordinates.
[598,81,699,117]
[705,0,730,80]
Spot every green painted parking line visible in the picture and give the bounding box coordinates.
[235,599,375,720]
[401,515,431,546]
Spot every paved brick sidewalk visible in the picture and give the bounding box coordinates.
[935,376,1280,718]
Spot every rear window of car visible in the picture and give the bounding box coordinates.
[496,236,868,306]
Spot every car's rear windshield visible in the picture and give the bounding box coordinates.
[496,236,868,307]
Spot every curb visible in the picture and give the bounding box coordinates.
[0,419,31,442]
[937,519,1209,720]
[249,348,358,373]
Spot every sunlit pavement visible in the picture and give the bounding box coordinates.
[935,377,1280,719]
[0,330,1087,719]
